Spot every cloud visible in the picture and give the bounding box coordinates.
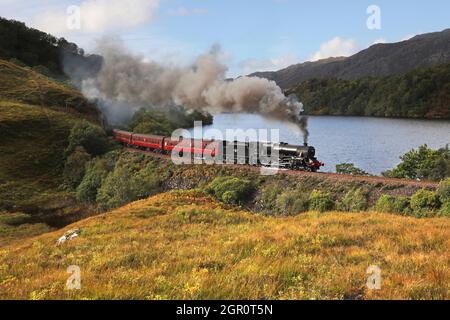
[168,6,208,17]
[239,53,300,75]
[310,37,358,61]
[32,0,160,34]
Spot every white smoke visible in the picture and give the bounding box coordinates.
[81,40,309,143]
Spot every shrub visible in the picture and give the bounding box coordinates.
[375,195,410,215]
[438,202,450,217]
[63,146,91,189]
[76,158,110,203]
[383,145,450,181]
[410,189,441,218]
[340,188,368,212]
[65,121,110,157]
[276,189,309,216]
[206,176,254,205]
[436,178,450,204]
[309,190,335,212]
[259,183,282,211]
[96,164,162,211]
[336,163,370,176]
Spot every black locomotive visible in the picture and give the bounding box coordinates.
[114,130,324,172]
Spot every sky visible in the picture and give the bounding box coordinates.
[0,0,449,77]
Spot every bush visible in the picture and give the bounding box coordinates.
[410,189,441,218]
[436,178,450,204]
[63,146,91,189]
[336,163,370,176]
[76,158,110,203]
[375,195,410,215]
[438,202,450,217]
[206,176,254,205]
[259,183,282,211]
[308,190,335,212]
[96,163,162,211]
[275,189,309,216]
[383,145,450,181]
[340,188,368,212]
[65,121,110,157]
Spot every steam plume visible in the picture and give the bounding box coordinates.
[81,40,310,143]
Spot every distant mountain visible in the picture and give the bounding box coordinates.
[251,29,450,89]
[287,63,450,119]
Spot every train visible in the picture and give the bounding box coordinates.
[113,129,324,172]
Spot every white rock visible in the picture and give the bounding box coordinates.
[56,228,81,246]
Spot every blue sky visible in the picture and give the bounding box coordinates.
[1,0,449,76]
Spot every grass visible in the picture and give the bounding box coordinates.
[0,190,448,300]
[0,101,85,210]
[0,59,96,118]
[0,59,101,230]
[0,212,53,247]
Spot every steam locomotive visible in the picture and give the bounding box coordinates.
[114,129,324,172]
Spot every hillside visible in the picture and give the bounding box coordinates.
[0,59,103,237]
[288,63,450,119]
[251,29,450,89]
[0,190,448,300]
[0,17,102,79]
[0,59,99,119]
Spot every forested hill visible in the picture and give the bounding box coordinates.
[0,17,102,80]
[251,29,450,89]
[288,63,450,119]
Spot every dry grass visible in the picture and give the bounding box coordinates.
[0,100,86,210]
[0,190,448,300]
[0,59,86,110]
[0,58,100,213]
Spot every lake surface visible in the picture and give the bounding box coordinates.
[187,114,450,175]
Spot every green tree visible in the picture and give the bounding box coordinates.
[410,189,441,218]
[65,120,110,157]
[76,158,110,203]
[336,163,370,176]
[383,145,450,181]
[62,146,91,189]
[96,164,162,211]
[436,178,450,204]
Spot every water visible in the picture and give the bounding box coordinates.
[187,114,450,175]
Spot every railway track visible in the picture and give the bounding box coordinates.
[125,147,438,188]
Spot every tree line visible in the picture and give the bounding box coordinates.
[289,63,450,119]
[0,17,102,79]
